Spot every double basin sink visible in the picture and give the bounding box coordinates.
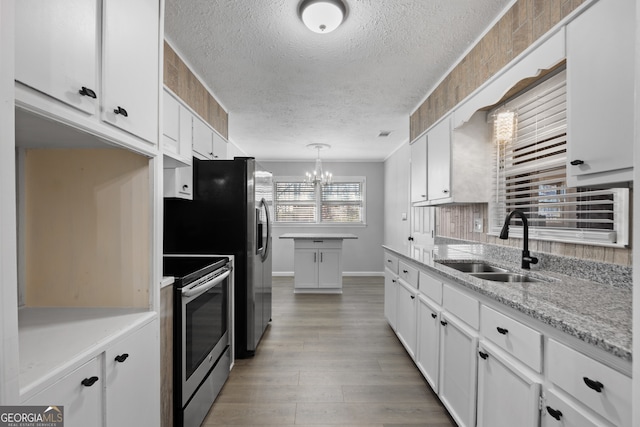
[436,261,546,283]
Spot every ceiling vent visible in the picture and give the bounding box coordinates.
[378,130,392,137]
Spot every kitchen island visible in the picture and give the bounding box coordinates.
[280,233,358,293]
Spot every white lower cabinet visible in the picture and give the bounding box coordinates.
[395,279,417,358]
[438,312,478,427]
[22,319,159,427]
[416,295,440,391]
[105,320,160,427]
[383,268,397,329]
[476,342,541,427]
[294,240,343,292]
[23,357,103,427]
[542,388,614,427]
[547,339,631,427]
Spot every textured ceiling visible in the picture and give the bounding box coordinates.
[164,0,512,161]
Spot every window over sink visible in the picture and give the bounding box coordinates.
[489,68,629,247]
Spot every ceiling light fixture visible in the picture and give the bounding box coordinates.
[305,143,332,186]
[299,0,347,34]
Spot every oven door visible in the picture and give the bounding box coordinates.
[181,266,230,404]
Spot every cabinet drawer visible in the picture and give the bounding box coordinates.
[480,305,542,372]
[384,253,398,274]
[542,389,613,427]
[295,239,342,250]
[547,339,631,427]
[398,261,419,288]
[443,284,479,330]
[419,271,442,305]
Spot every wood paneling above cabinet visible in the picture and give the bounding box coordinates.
[410,0,585,141]
[164,42,228,139]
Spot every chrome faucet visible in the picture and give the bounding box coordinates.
[499,210,539,269]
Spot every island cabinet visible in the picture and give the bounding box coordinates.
[293,240,342,292]
[15,0,161,149]
[566,0,635,187]
[281,234,358,294]
[381,248,632,427]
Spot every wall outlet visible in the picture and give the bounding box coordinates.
[401,212,407,221]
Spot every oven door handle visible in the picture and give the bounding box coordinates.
[181,268,231,298]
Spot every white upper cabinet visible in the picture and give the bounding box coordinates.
[426,117,451,202]
[192,115,214,159]
[566,0,635,187]
[15,0,160,147]
[15,0,99,116]
[102,0,159,144]
[410,133,427,204]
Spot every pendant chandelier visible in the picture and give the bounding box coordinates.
[305,143,332,186]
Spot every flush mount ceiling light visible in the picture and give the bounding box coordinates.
[299,0,347,34]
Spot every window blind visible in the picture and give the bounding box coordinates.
[274,178,365,224]
[491,69,627,245]
[321,182,364,223]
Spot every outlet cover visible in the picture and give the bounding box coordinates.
[473,214,483,233]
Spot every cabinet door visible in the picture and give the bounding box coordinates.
[427,117,451,201]
[294,249,319,288]
[476,344,540,427]
[23,357,103,427]
[383,269,397,329]
[542,389,614,427]
[192,116,214,159]
[395,280,417,358]
[105,320,160,427]
[410,134,427,203]
[318,249,341,288]
[212,132,228,160]
[410,205,434,248]
[439,313,478,427]
[102,0,159,144]
[417,297,440,392]
[163,91,180,154]
[179,105,194,160]
[15,0,98,115]
[566,0,634,186]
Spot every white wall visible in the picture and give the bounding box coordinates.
[383,141,411,252]
[261,160,384,275]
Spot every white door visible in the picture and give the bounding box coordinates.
[439,313,478,427]
[410,134,427,203]
[105,320,160,427]
[395,280,417,358]
[15,0,98,115]
[417,297,440,392]
[294,249,319,288]
[383,270,397,329]
[23,357,103,427]
[476,343,541,427]
[427,117,451,201]
[318,249,341,288]
[102,0,159,144]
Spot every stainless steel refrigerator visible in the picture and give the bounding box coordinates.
[164,157,273,358]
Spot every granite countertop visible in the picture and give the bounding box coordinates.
[280,233,358,239]
[383,243,632,362]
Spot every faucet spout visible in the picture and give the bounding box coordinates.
[499,210,539,269]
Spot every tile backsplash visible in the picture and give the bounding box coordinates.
[436,203,632,267]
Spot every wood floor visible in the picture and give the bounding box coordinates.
[202,276,456,427]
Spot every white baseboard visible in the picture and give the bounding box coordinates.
[273,271,384,277]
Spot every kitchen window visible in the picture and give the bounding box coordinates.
[274,177,366,224]
[489,68,629,247]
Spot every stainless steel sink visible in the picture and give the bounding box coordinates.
[469,272,540,282]
[436,261,508,273]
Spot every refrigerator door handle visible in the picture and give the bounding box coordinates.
[260,197,271,262]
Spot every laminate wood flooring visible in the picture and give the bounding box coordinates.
[202,276,455,427]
